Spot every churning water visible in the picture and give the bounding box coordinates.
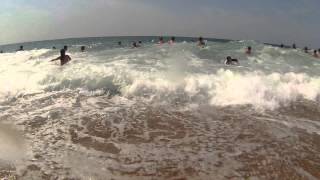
[0,37,319,179]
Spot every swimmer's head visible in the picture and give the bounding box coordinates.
[199,37,203,41]
[64,45,68,51]
[248,46,252,50]
[171,37,175,41]
[60,49,66,56]
[226,56,232,60]
[132,42,137,47]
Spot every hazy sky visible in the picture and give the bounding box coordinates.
[1,0,319,47]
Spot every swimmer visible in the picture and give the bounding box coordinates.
[64,45,68,51]
[158,37,164,44]
[81,46,85,52]
[118,41,122,46]
[17,45,24,51]
[132,42,140,48]
[198,37,206,47]
[0,50,3,53]
[168,37,175,45]
[313,50,318,58]
[246,46,252,55]
[225,56,239,65]
[292,44,296,49]
[52,46,56,50]
[304,47,309,53]
[50,49,72,66]
[280,44,284,48]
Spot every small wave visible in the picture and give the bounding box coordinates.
[1,41,320,109]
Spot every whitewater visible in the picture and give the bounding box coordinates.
[0,37,319,179]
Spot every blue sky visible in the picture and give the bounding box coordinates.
[0,0,319,47]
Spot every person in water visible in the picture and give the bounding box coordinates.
[51,49,72,66]
[158,37,164,44]
[0,50,3,53]
[280,44,284,48]
[118,41,122,46]
[246,46,252,55]
[292,44,296,49]
[198,37,206,47]
[64,45,68,51]
[132,42,140,48]
[304,47,309,53]
[17,46,24,51]
[225,56,239,65]
[169,37,175,44]
[81,46,86,52]
[313,50,319,58]
[52,46,56,50]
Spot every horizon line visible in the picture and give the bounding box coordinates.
[0,35,233,47]
[0,35,314,49]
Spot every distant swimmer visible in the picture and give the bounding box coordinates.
[280,44,284,48]
[198,37,206,47]
[225,56,239,65]
[118,41,122,46]
[52,46,56,50]
[17,45,24,51]
[51,49,72,66]
[313,50,319,58]
[81,46,86,52]
[304,47,309,53]
[132,42,140,48]
[0,50,3,53]
[246,46,252,55]
[158,37,164,44]
[292,44,296,49]
[64,45,68,51]
[168,37,175,45]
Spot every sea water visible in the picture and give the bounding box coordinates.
[0,37,319,179]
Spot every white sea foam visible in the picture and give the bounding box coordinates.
[0,41,320,109]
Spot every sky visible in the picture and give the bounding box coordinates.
[0,0,319,47]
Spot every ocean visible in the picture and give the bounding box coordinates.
[0,36,319,179]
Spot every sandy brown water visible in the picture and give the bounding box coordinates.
[0,92,320,180]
